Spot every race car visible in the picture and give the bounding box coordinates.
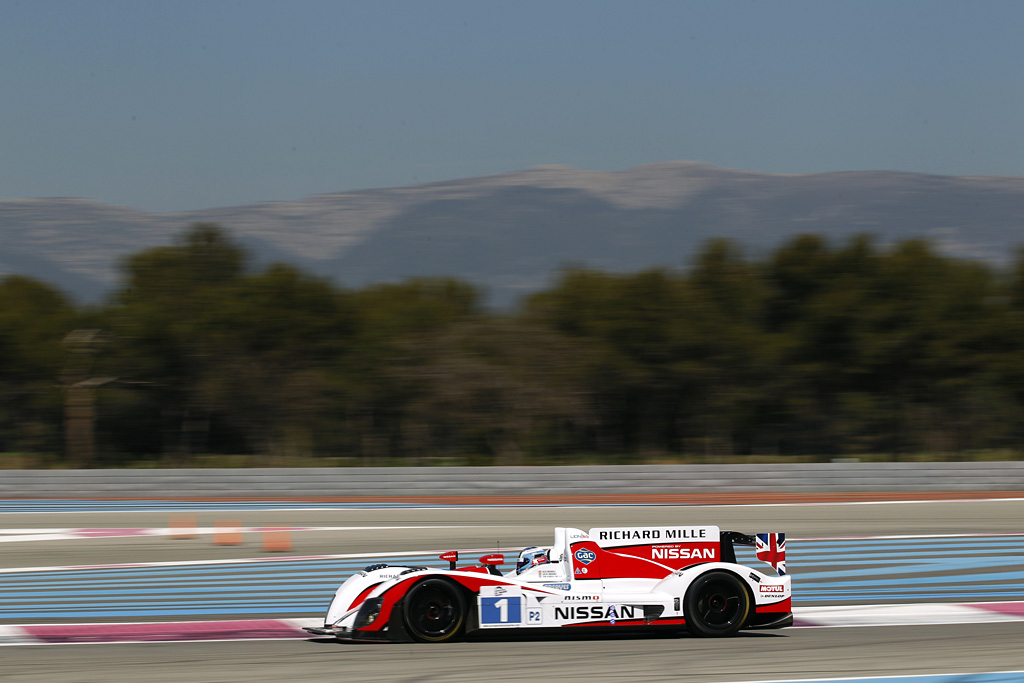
[304,525,791,642]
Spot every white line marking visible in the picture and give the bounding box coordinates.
[0,546,522,574]
[0,524,509,545]
[796,531,1024,542]
[2,605,1024,648]
[0,625,37,646]
[0,534,78,543]
[283,617,325,630]
[697,497,1024,509]
[2,497,1023,515]
[3,527,1023,573]
[794,602,1024,628]
[702,669,1024,683]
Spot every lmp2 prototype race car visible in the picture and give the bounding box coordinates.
[304,525,791,642]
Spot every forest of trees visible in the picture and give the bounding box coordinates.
[3,223,1024,468]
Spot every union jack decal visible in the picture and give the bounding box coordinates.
[756,532,786,575]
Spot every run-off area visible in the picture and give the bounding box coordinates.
[3,498,1024,683]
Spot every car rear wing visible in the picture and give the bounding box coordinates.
[721,531,787,575]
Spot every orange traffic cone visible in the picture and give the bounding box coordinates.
[262,528,293,552]
[214,519,243,546]
[169,514,196,540]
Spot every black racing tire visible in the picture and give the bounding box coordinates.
[683,570,751,637]
[402,578,466,643]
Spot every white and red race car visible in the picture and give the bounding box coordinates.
[304,525,791,642]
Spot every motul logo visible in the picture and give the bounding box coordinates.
[759,584,784,592]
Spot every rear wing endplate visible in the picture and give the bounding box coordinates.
[721,531,787,575]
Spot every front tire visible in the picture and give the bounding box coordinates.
[402,578,466,642]
[684,571,751,637]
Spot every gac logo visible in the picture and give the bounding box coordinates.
[574,549,596,565]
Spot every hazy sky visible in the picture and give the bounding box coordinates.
[3,0,1023,212]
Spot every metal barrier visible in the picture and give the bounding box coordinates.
[2,462,1024,498]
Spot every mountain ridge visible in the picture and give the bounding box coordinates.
[3,161,1024,305]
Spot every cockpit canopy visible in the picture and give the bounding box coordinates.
[516,546,549,575]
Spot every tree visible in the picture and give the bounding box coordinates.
[341,277,483,460]
[107,223,249,461]
[0,276,77,456]
[197,263,355,459]
[391,317,593,464]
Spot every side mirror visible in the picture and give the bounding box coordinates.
[478,554,505,575]
[439,551,459,570]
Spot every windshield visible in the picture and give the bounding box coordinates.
[516,547,549,575]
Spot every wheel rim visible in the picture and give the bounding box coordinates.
[694,578,745,631]
[407,583,461,639]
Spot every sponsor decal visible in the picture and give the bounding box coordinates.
[574,567,582,575]
[543,583,571,591]
[756,533,787,575]
[574,549,596,565]
[650,547,716,560]
[359,571,400,579]
[480,596,522,627]
[553,605,638,621]
[592,527,714,542]
[569,532,589,539]
[538,570,559,579]
[562,595,601,601]
[758,583,786,599]
[481,585,521,598]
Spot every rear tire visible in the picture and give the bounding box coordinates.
[402,578,466,642]
[684,571,750,637]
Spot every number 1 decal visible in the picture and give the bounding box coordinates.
[480,596,523,627]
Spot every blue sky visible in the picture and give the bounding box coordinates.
[2,0,1023,212]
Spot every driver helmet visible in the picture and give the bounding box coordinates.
[516,546,549,574]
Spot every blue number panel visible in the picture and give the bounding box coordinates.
[479,596,523,626]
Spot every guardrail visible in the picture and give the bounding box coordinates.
[2,462,1024,498]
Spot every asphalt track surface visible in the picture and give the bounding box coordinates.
[3,498,1024,682]
[2,623,1024,683]
[6,496,1024,570]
